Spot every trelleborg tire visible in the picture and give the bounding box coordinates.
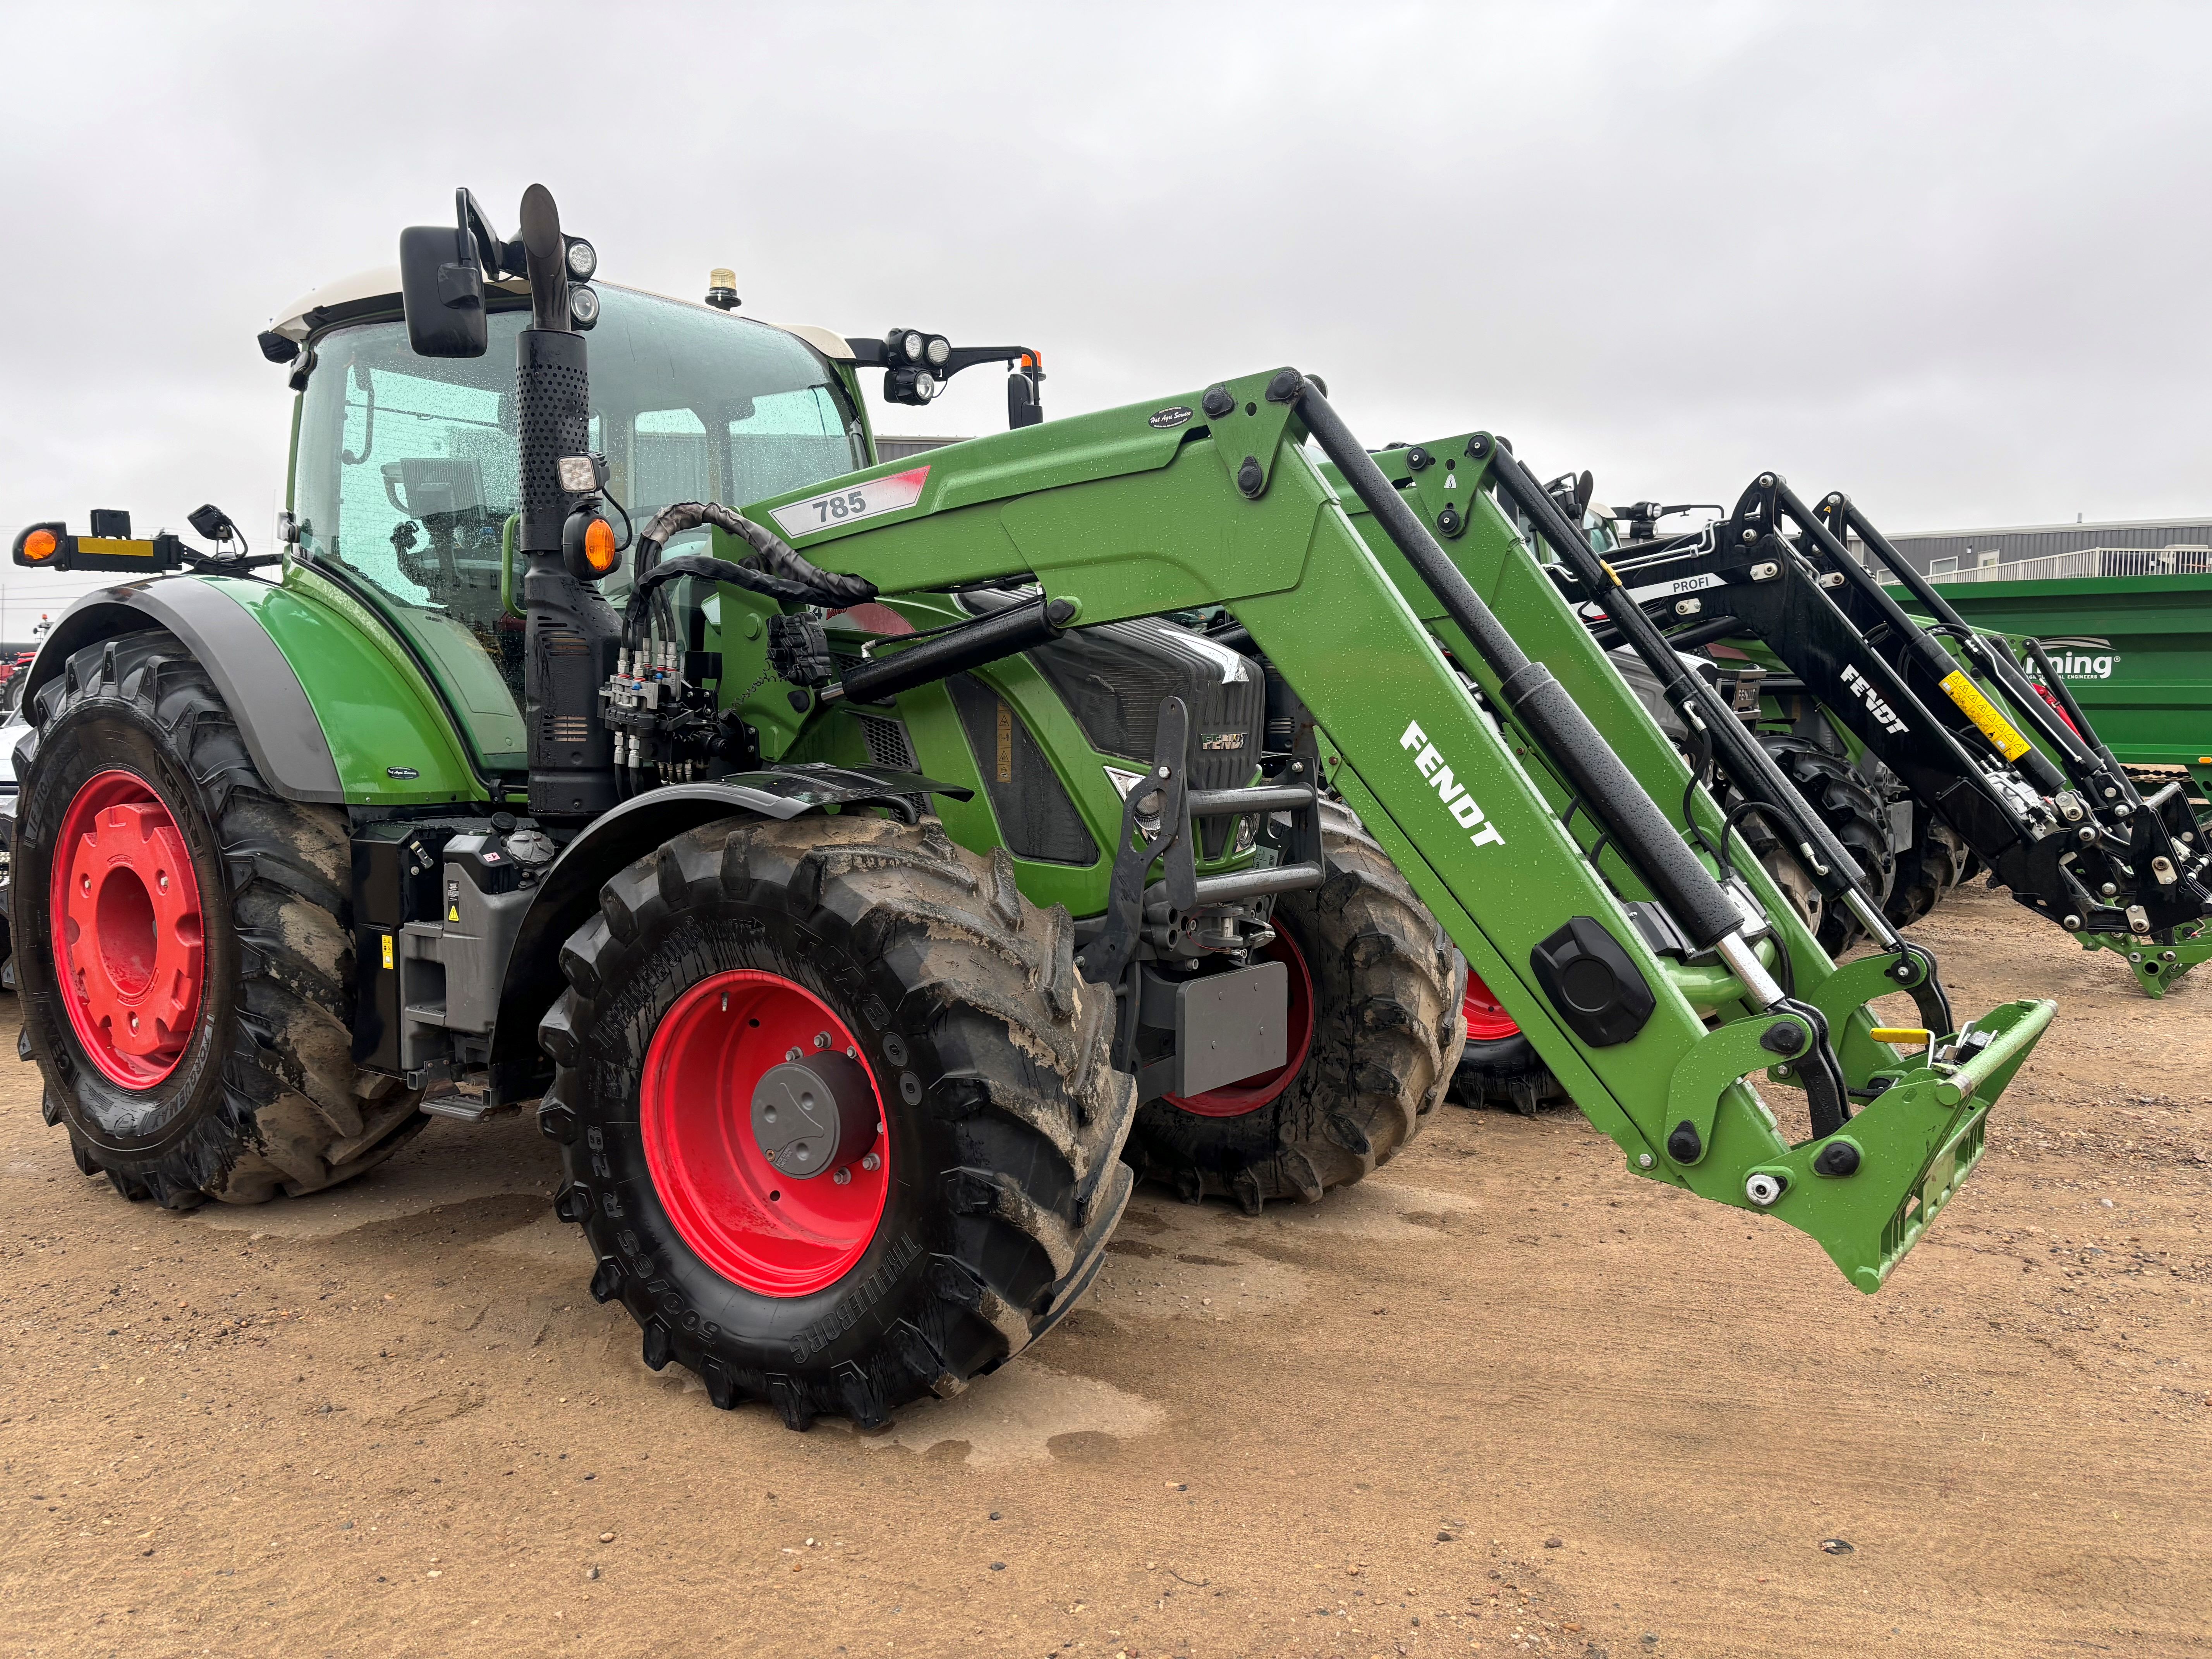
[13,629,424,1208]
[1122,809,1466,1213]
[538,813,1136,1431]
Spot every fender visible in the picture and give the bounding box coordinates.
[486,767,974,1086]
[26,577,346,803]
[22,572,489,807]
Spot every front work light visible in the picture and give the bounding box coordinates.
[569,285,600,328]
[925,335,950,366]
[565,237,598,281]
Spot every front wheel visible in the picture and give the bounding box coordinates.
[538,814,1136,1430]
[1123,811,1466,1211]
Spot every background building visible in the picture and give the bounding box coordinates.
[1844,515,2212,583]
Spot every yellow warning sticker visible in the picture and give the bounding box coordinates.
[380,934,394,970]
[448,903,461,922]
[1940,669,2032,762]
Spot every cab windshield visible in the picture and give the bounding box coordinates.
[291,285,865,771]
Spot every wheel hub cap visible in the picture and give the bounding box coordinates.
[50,770,206,1088]
[640,970,890,1297]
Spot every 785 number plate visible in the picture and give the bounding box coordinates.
[768,466,930,538]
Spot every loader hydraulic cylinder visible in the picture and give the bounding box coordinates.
[1484,442,1903,951]
[833,593,1076,706]
[1295,382,1747,955]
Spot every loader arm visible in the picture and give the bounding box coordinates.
[739,372,2054,1291]
[1589,478,2212,961]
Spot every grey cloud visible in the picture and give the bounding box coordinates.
[2,0,2203,639]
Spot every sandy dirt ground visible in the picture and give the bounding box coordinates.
[1,880,2207,1658]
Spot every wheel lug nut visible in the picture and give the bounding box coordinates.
[786,1046,802,1062]
[158,872,168,892]
[860,1152,881,1173]
[833,1167,852,1186]
[813,1032,831,1050]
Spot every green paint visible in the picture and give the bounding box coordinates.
[221,567,488,804]
[735,378,2052,1287]
[1892,573,2212,781]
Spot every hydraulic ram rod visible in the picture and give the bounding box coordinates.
[1484,448,1906,944]
[1293,383,1745,952]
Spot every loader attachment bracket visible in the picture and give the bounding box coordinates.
[1197,371,1304,500]
[1077,698,1192,987]
[2076,920,2210,998]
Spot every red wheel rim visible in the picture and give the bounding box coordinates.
[1163,929,1316,1118]
[1462,969,1521,1041]
[639,970,890,1297]
[50,769,206,1088]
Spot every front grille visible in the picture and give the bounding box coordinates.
[854,713,918,771]
[1027,618,1262,790]
[1025,618,1262,855]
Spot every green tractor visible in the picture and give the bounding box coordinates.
[7,186,2053,1429]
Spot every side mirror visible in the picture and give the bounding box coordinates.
[1006,368,1042,429]
[399,223,488,358]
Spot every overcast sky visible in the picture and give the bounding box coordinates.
[4,1,2206,639]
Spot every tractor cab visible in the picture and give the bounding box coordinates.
[270,273,873,775]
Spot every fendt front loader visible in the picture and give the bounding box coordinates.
[1291,435,1975,1112]
[1588,475,2212,997]
[7,186,2052,1429]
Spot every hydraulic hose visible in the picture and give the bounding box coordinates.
[622,500,876,653]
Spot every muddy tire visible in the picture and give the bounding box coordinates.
[1720,734,1895,953]
[1451,1034,1568,1116]
[1123,809,1465,1212]
[539,814,1136,1431]
[1888,810,1971,926]
[13,629,424,1208]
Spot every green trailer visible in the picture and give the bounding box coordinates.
[1890,572,2212,803]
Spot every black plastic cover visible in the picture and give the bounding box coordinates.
[949,674,1098,866]
[1529,916,1656,1048]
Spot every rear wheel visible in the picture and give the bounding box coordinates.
[14,630,424,1207]
[539,814,1136,1430]
[1123,811,1465,1212]
[1448,970,1567,1116]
